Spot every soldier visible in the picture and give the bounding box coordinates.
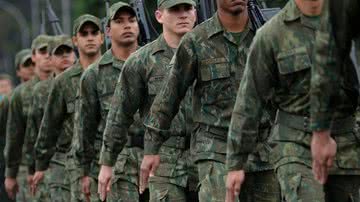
[225,0,360,201]
[14,49,35,83]
[0,75,14,202]
[97,0,197,201]
[71,3,140,201]
[120,0,280,201]
[29,14,103,202]
[25,35,76,201]
[4,34,53,201]
[310,0,360,184]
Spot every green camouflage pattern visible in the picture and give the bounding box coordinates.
[31,34,53,50]
[72,14,101,36]
[226,0,359,171]
[99,35,193,190]
[107,2,134,24]
[4,76,40,178]
[142,14,254,165]
[14,49,32,69]
[15,166,33,202]
[148,179,186,202]
[72,48,144,201]
[310,0,360,131]
[24,77,54,175]
[35,61,82,171]
[157,0,196,9]
[48,35,73,55]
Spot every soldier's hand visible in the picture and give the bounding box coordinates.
[311,130,337,184]
[27,175,34,187]
[5,177,18,200]
[140,155,160,194]
[81,176,91,202]
[225,170,245,202]
[98,165,112,201]
[31,171,45,195]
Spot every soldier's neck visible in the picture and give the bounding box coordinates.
[36,67,51,81]
[163,30,182,49]
[218,9,249,33]
[79,51,102,70]
[111,43,137,61]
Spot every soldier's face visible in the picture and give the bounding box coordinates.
[218,0,248,15]
[74,23,103,57]
[156,4,197,36]
[52,46,76,73]
[108,10,140,47]
[295,0,324,16]
[32,47,52,72]
[17,60,35,82]
[0,79,13,97]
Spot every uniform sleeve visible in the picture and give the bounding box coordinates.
[5,88,25,178]
[144,36,197,155]
[72,69,100,176]
[35,80,64,171]
[310,1,340,131]
[24,91,41,175]
[99,57,146,166]
[226,31,276,171]
[0,99,9,176]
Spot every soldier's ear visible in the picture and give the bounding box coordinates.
[155,9,164,24]
[100,33,105,45]
[106,26,111,38]
[72,36,78,47]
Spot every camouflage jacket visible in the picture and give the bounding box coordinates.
[35,62,83,171]
[72,49,130,178]
[5,76,40,178]
[99,35,190,167]
[0,97,9,174]
[24,77,54,174]
[142,14,255,164]
[226,0,358,171]
[310,0,360,131]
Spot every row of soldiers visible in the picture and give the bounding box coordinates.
[1,0,360,201]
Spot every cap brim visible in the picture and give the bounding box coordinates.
[35,43,48,51]
[52,44,73,55]
[77,20,101,33]
[160,0,196,9]
[110,5,136,21]
[20,55,32,65]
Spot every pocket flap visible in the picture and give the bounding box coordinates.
[277,47,311,75]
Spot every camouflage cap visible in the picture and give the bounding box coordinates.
[15,49,32,69]
[73,14,102,36]
[157,0,196,9]
[48,35,73,55]
[31,35,53,51]
[107,2,136,24]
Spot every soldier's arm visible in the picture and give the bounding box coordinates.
[144,36,197,155]
[24,91,40,175]
[99,57,146,167]
[73,68,100,176]
[5,88,25,178]
[35,80,64,171]
[226,31,276,171]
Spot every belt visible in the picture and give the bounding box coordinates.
[276,111,355,134]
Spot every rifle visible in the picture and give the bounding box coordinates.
[103,0,111,50]
[129,0,159,45]
[248,0,281,31]
[197,0,217,24]
[46,0,63,35]
[40,10,46,34]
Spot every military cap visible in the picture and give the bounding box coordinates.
[48,35,73,55]
[157,0,196,9]
[14,49,32,69]
[73,14,102,36]
[31,35,53,51]
[107,2,136,24]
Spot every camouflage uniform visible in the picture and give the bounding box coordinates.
[139,12,277,201]
[34,61,83,202]
[5,35,53,202]
[73,45,145,202]
[310,0,360,131]
[226,1,360,201]
[99,32,195,201]
[0,98,14,202]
